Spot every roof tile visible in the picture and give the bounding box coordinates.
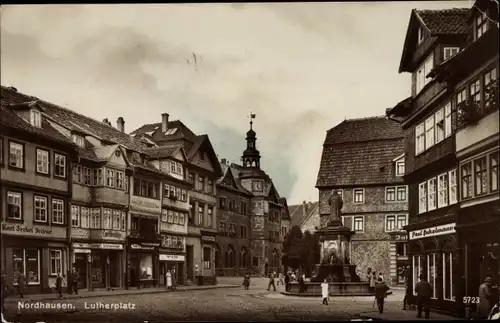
[416,8,470,35]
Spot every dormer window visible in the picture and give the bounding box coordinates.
[71,134,85,147]
[417,27,424,44]
[30,110,41,128]
[443,47,460,61]
[475,12,489,39]
[396,159,405,177]
[416,53,434,94]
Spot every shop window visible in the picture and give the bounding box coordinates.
[427,253,438,299]
[412,255,423,296]
[12,248,40,285]
[203,247,211,269]
[50,249,63,276]
[138,254,153,280]
[442,252,454,301]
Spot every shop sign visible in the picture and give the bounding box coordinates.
[142,242,160,247]
[74,248,91,254]
[130,244,155,250]
[90,229,126,241]
[160,254,185,261]
[72,228,90,239]
[130,196,161,213]
[409,223,456,240]
[72,242,123,250]
[390,233,408,241]
[202,236,216,242]
[1,222,65,238]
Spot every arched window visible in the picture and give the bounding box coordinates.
[226,245,235,268]
[240,247,248,268]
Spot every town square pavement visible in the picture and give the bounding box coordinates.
[2,277,454,322]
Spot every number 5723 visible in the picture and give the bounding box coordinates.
[463,296,480,304]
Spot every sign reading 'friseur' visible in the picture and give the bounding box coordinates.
[409,223,456,240]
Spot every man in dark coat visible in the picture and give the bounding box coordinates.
[17,272,25,298]
[284,273,290,292]
[374,277,390,313]
[415,273,432,319]
[267,272,276,292]
[71,268,79,295]
[56,272,63,298]
[1,270,7,313]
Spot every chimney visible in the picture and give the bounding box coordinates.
[221,158,227,165]
[161,113,169,132]
[117,117,125,133]
[8,86,17,92]
[102,118,111,126]
[302,201,308,215]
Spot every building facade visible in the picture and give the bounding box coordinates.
[0,97,77,294]
[130,113,223,285]
[289,201,320,233]
[431,0,499,315]
[215,159,252,276]
[386,7,478,316]
[316,117,409,287]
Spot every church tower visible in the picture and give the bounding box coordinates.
[242,113,261,168]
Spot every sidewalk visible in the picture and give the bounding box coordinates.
[5,283,240,303]
[359,308,458,321]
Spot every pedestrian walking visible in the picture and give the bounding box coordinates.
[55,272,63,298]
[366,267,372,282]
[1,270,8,313]
[402,277,411,310]
[415,274,432,319]
[321,279,329,305]
[71,268,79,295]
[374,277,390,313]
[277,272,284,287]
[16,271,25,299]
[243,273,250,290]
[166,270,172,291]
[478,277,493,319]
[267,272,276,291]
[171,268,177,291]
[378,272,384,283]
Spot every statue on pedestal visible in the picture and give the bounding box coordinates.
[328,190,343,224]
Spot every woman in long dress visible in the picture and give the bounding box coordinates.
[321,279,329,305]
[166,270,172,290]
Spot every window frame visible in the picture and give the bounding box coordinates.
[7,190,23,220]
[385,187,396,202]
[8,140,25,170]
[33,195,48,223]
[443,47,460,61]
[13,248,41,285]
[412,255,423,296]
[80,207,90,228]
[395,160,405,177]
[490,152,499,192]
[203,247,211,269]
[353,216,364,232]
[53,153,67,178]
[418,182,427,214]
[353,188,364,204]
[51,198,65,224]
[35,148,50,175]
[71,205,80,227]
[461,162,473,199]
[437,172,449,208]
[417,27,424,44]
[442,252,455,301]
[49,249,63,276]
[474,156,488,196]
[475,12,489,39]
[385,215,396,232]
[425,114,435,150]
[427,178,437,211]
[30,109,42,128]
[396,214,408,230]
[415,123,425,155]
[427,253,438,299]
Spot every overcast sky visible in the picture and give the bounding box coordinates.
[1,2,471,205]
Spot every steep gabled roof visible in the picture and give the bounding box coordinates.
[290,202,319,229]
[278,197,291,221]
[398,8,470,73]
[1,86,147,152]
[317,116,404,187]
[217,162,252,195]
[187,134,223,177]
[144,144,187,161]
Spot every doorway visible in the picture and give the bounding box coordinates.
[74,254,88,289]
[186,246,194,281]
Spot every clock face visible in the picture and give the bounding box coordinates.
[253,181,263,191]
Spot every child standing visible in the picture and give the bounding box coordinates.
[321,279,329,305]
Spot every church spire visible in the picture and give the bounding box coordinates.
[242,113,261,168]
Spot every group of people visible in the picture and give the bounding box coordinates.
[242,270,307,293]
[164,268,177,291]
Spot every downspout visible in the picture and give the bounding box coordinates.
[67,151,78,294]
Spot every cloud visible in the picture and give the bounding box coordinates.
[0,2,470,205]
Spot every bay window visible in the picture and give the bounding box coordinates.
[112,210,121,230]
[444,102,452,138]
[449,170,458,204]
[484,67,497,110]
[475,12,489,39]
[437,173,449,208]
[491,152,499,192]
[427,253,438,299]
[418,182,427,214]
[415,124,425,155]
[474,157,488,196]
[90,208,101,229]
[425,115,435,150]
[50,249,63,276]
[71,205,80,227]
[461,163,473,199]
[13,249,40,285]
[470,79,481,104]
[435,108,445,143]
[412,255,423,296]
[81,207,90,228]
[106,169,115,187]
[103,209,112,229]
[121,211,126,230]
[427,178,437,211]
[443,252,454,301]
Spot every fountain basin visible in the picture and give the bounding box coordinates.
[282,281,374,297]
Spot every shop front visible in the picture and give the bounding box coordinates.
[71,242,124,291]
[457,200,500,317]
[1,223,69,294]
[407,221,461,316]
[127,238,160,288]
[159,253,186,286]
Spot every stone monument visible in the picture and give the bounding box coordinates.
[283,190,372,296]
